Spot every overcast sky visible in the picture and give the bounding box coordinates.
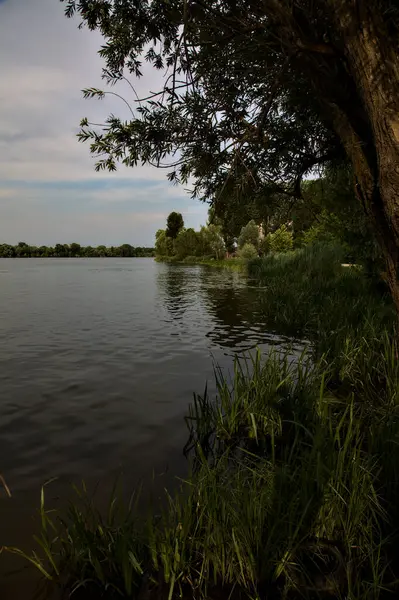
[0,0,208,246]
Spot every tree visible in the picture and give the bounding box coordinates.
[70,242,81,257]
[166,212,184,239]
[119,243,133,257]
[292,165,381,269]
[238,220,260,250]
[155,229,174,257]
[64,0,399,312]
[202,224,226,259]
[265,225,294,254]
[96,245,107,257]
[0,244,15,258]
[55,243,66,257]
[174,228,199,259]
[84,246,94,257]
[208,207,236,253]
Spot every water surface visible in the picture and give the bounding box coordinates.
[0,258,303,496]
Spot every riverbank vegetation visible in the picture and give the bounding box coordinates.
[156,164,378,275]
[155,210,296,265]
[0,242,154,258]
[155,212,227,262]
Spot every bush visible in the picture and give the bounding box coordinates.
[237,220,260,249]
[300,221,339,248]
[265,224,294,253]
[237,242,258,260]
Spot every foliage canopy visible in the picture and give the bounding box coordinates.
[166,212,184,239]
[62,0,399,310]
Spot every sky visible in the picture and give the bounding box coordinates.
[0,0,208,246]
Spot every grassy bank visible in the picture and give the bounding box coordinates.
[155,255,246,271]
[8,244,399,599]
[248,243,394,340]
[248,244,396,386]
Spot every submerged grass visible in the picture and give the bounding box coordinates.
[7,243,399,599]
[155,255,246,271]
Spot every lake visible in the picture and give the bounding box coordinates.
[0,258,303,596]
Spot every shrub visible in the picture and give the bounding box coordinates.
[266,224,294,253]
[237,220,260,249]
[237,242,258,260]
[300,222,338,248]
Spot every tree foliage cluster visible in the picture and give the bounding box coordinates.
[63,0,399,313]
[227,163,379,269]
[237,219,293,258]
[0,242,154,258]
[155,212,225,260]
[291,165,381,270]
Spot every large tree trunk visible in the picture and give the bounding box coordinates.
[273,0,399,313]
[324,1,399,314]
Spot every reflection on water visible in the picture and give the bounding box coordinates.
[0,259,305,497]
[0,259,305,599]
[157,263,301,354]
[0,259,307,494]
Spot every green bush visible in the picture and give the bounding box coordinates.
[237,242,258,260]
[237,220,260,249]
[300,220,340,248]
[265,224,294,253]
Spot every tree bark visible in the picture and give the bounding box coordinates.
[267,0,399,313]
[321,1,399,315]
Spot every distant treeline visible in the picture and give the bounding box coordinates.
[0,242,155,258]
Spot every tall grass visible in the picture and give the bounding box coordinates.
[247,243,394,341]
[181,351,397,599]
[5,481,151,599]
[11,347,399,599]
[156,255,246,271]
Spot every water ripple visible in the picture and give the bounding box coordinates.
[0,258,304,494]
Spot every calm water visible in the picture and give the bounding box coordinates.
[0,258,304,496]
[0,258,304,596]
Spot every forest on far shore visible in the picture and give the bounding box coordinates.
[0,242,155,258]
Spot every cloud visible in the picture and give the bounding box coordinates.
[0,177,208,246]
[0,0,208,245]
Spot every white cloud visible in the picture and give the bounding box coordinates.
[0,0,208,243]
